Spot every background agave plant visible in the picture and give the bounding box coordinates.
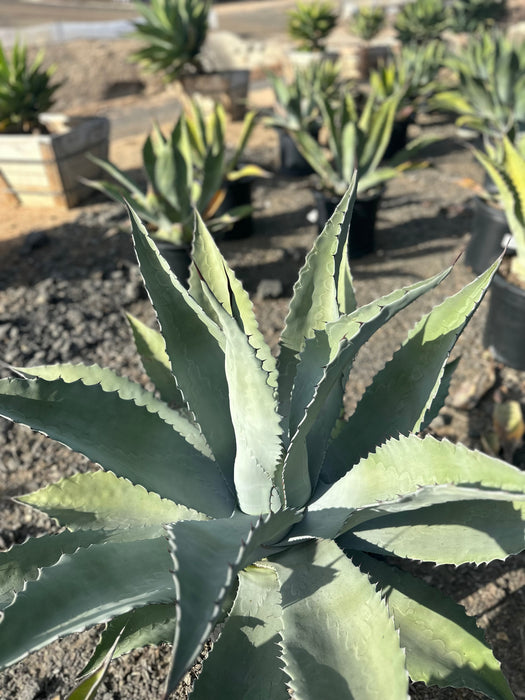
[394,0,449,45]
[0,39,60,134]
[433,29,525,139]
[350,6,386,41]
[0,180,524,699]
[130,0,211,81]
[287,0,338,52]
[86,100,262,245]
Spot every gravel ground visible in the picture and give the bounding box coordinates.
[1,113,525,698]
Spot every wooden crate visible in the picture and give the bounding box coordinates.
[0,114,110,208]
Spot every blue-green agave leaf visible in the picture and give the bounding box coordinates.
[191,566,288,699]
[271,539,409,699]
[285,265,453,499]
[19,471,208,531]
[80,604,175,678]
[67,628,123,700]
[290,265,453,441]
[292,482,525,543]
[354,553,515,700]
[324,259,500,479]
[277,182,357,431]
[324,435,525,509]
[0,529,111,611]
[200,282,283,514]
[126,313,184,407]
[18,363,209,456]
[0,536,175,671]
[344,499,525,565]
[0,370,231,518]
[165,508,302,696]
[128,206,237,486]
[301,434,525,546]
[189,212,277,386]
[420,356,460,431]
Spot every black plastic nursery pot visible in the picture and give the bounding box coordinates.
[276,126,319,177]
[464,196,508,275]
[155,240,192,287]
[382,116,413,162]
[484,272,525,370]
[215,177,254,240]
[314,188,382,259]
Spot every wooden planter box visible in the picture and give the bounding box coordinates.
[0,114,110,208]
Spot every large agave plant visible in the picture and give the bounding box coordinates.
[0,180,524,700]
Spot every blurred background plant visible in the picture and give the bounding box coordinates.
[394,0,448,45]
[349,5,386,41]
[447,0,507,33]
[266,59,347,133]
[369,40,447,121]
[87,101,264,246]
[287,0,338,52]
[130,0,211,81]
[432,29,525,141]
[0,39,61,134]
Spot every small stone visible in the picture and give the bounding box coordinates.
[255,279,283,300]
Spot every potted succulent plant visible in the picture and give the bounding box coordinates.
[87,100,266,279]
[349,5,390,79]
[131,0,249,120]
[431,29,525,140]
[350,5,386,42]
[286,0,339,67]
[291,89,433,257]
[265,59,345,175]
[394,0,449,45]
[0,39,109,207]
[368,39,446,159]
[184,98,270,239]
[472,135,525,369]
[0,181,523,700]
[447,0,507,33]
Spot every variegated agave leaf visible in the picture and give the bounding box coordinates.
[0,176,522,700]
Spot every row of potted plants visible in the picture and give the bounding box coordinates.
[1,1,523,375]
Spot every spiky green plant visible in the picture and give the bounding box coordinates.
[0,39,60,134]
[394,0,448,44]
[130,0,211,81]
[266,59,347,132]
[350,6,386,41]
[448,0,506,33]
[287,0,338,52]
[86,100,264,245]
[432,29,525,139]
[290,89,434,196]
[0,179,523,699]
[370,40,447,113]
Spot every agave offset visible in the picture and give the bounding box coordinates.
[0,179,523,699]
